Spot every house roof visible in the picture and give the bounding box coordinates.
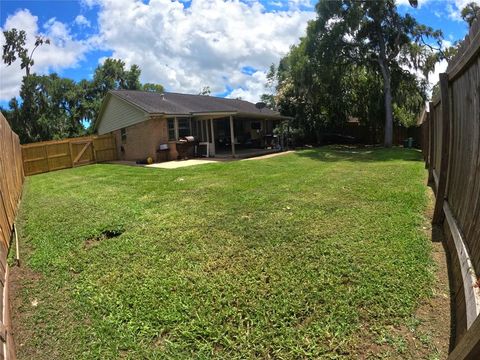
[109,90,285,118]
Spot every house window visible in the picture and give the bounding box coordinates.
[121,128,127,143]
[167,118,175,141]
[178,118,191,138]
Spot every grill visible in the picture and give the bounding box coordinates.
[176,136,197,160]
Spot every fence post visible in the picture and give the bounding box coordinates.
[428,101,435,185]
[423,111,430,168]
[432,73,451,225]
[447,312,480,360]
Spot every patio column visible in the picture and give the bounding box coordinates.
[174,116,179,140]
[205,119,210,158]
[229,115,236,158]
[210,118,215,157]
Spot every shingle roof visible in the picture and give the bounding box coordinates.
[110,90,284,117]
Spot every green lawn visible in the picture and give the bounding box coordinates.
[14,147,435,359]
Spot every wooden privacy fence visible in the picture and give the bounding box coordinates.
[420,19,480,360]
[22,134,117,176]
[0,113,24,360]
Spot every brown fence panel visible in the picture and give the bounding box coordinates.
[93,135,117,162]
[21,134,116,176]
[0,112,24,360]
[419,18,480,360]
[432,100,443,185]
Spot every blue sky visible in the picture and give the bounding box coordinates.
[0,0,476,108]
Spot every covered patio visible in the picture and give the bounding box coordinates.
[190,113,289,159]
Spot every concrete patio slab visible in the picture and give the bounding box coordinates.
[107,150,295,169]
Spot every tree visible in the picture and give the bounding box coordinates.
[1,32,162,143]
[2,74,87,143]
[88,59,143,126]
[301,0,442,146]
[260,64,278,110]
[199,86,211,96]
[142,83,164,93]
[461,2,480,27]
[2,28,49,76]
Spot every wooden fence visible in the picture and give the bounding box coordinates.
[21,134,117,176]
[420,19,480,360]
[0,113,24,360]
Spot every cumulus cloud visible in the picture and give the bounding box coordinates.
[0,10,90,101]
[228,70,269,102]
[74,14,91,27]
[92,0,315,102]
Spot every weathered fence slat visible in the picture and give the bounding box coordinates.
[432,73,451,224]
[0,112,23,360]
[447,314,480,360]
[419,17,480,360]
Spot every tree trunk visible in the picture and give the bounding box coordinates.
[378,59,393,148]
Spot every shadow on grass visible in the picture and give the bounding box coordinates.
[431,223,457,354]
[293,145,423,163]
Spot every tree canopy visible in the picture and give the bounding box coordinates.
[266,0,447,146]
[461,2,480,27]
[1,30,164,144]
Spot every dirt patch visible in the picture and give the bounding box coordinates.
[84,229,123,249]
[9,264,43,359]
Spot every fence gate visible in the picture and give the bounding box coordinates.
[21,134,117,176]
[70,139,95,167]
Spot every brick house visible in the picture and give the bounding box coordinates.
[95,90,290,162]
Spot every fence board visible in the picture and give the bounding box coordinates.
[0,112,24,360]
[21,134,117,176]
[419,18,480,360]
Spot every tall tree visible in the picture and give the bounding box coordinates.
[142,83,164,93]
[89,59,143,125]
[310,0,442,146]
[2,29,49,76]
[461,2,480,27]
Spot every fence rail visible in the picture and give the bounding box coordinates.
[21,134,117,176]
[420,18,480,360]
[0,113,24,360]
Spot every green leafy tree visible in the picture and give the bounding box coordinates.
[462,2,480,27]
[2,28,49,76]
[142,83,164,93]
[310,0,442,147]
[3,74,87,143]
[1,32,162,142]
[271,0,441,146]
[199,86,211,96]
[88,59,143,128]
[260,64,278,110]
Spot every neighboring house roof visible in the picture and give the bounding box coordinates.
[95,90,289,135]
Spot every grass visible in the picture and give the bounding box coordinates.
[14,147,435,359]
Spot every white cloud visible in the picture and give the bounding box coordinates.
[1,1,314,103]
[0,10,90,101]
[74,14,91,27]
[228,70,268,102]
[427,59,448,88]
[93,0,315,102]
